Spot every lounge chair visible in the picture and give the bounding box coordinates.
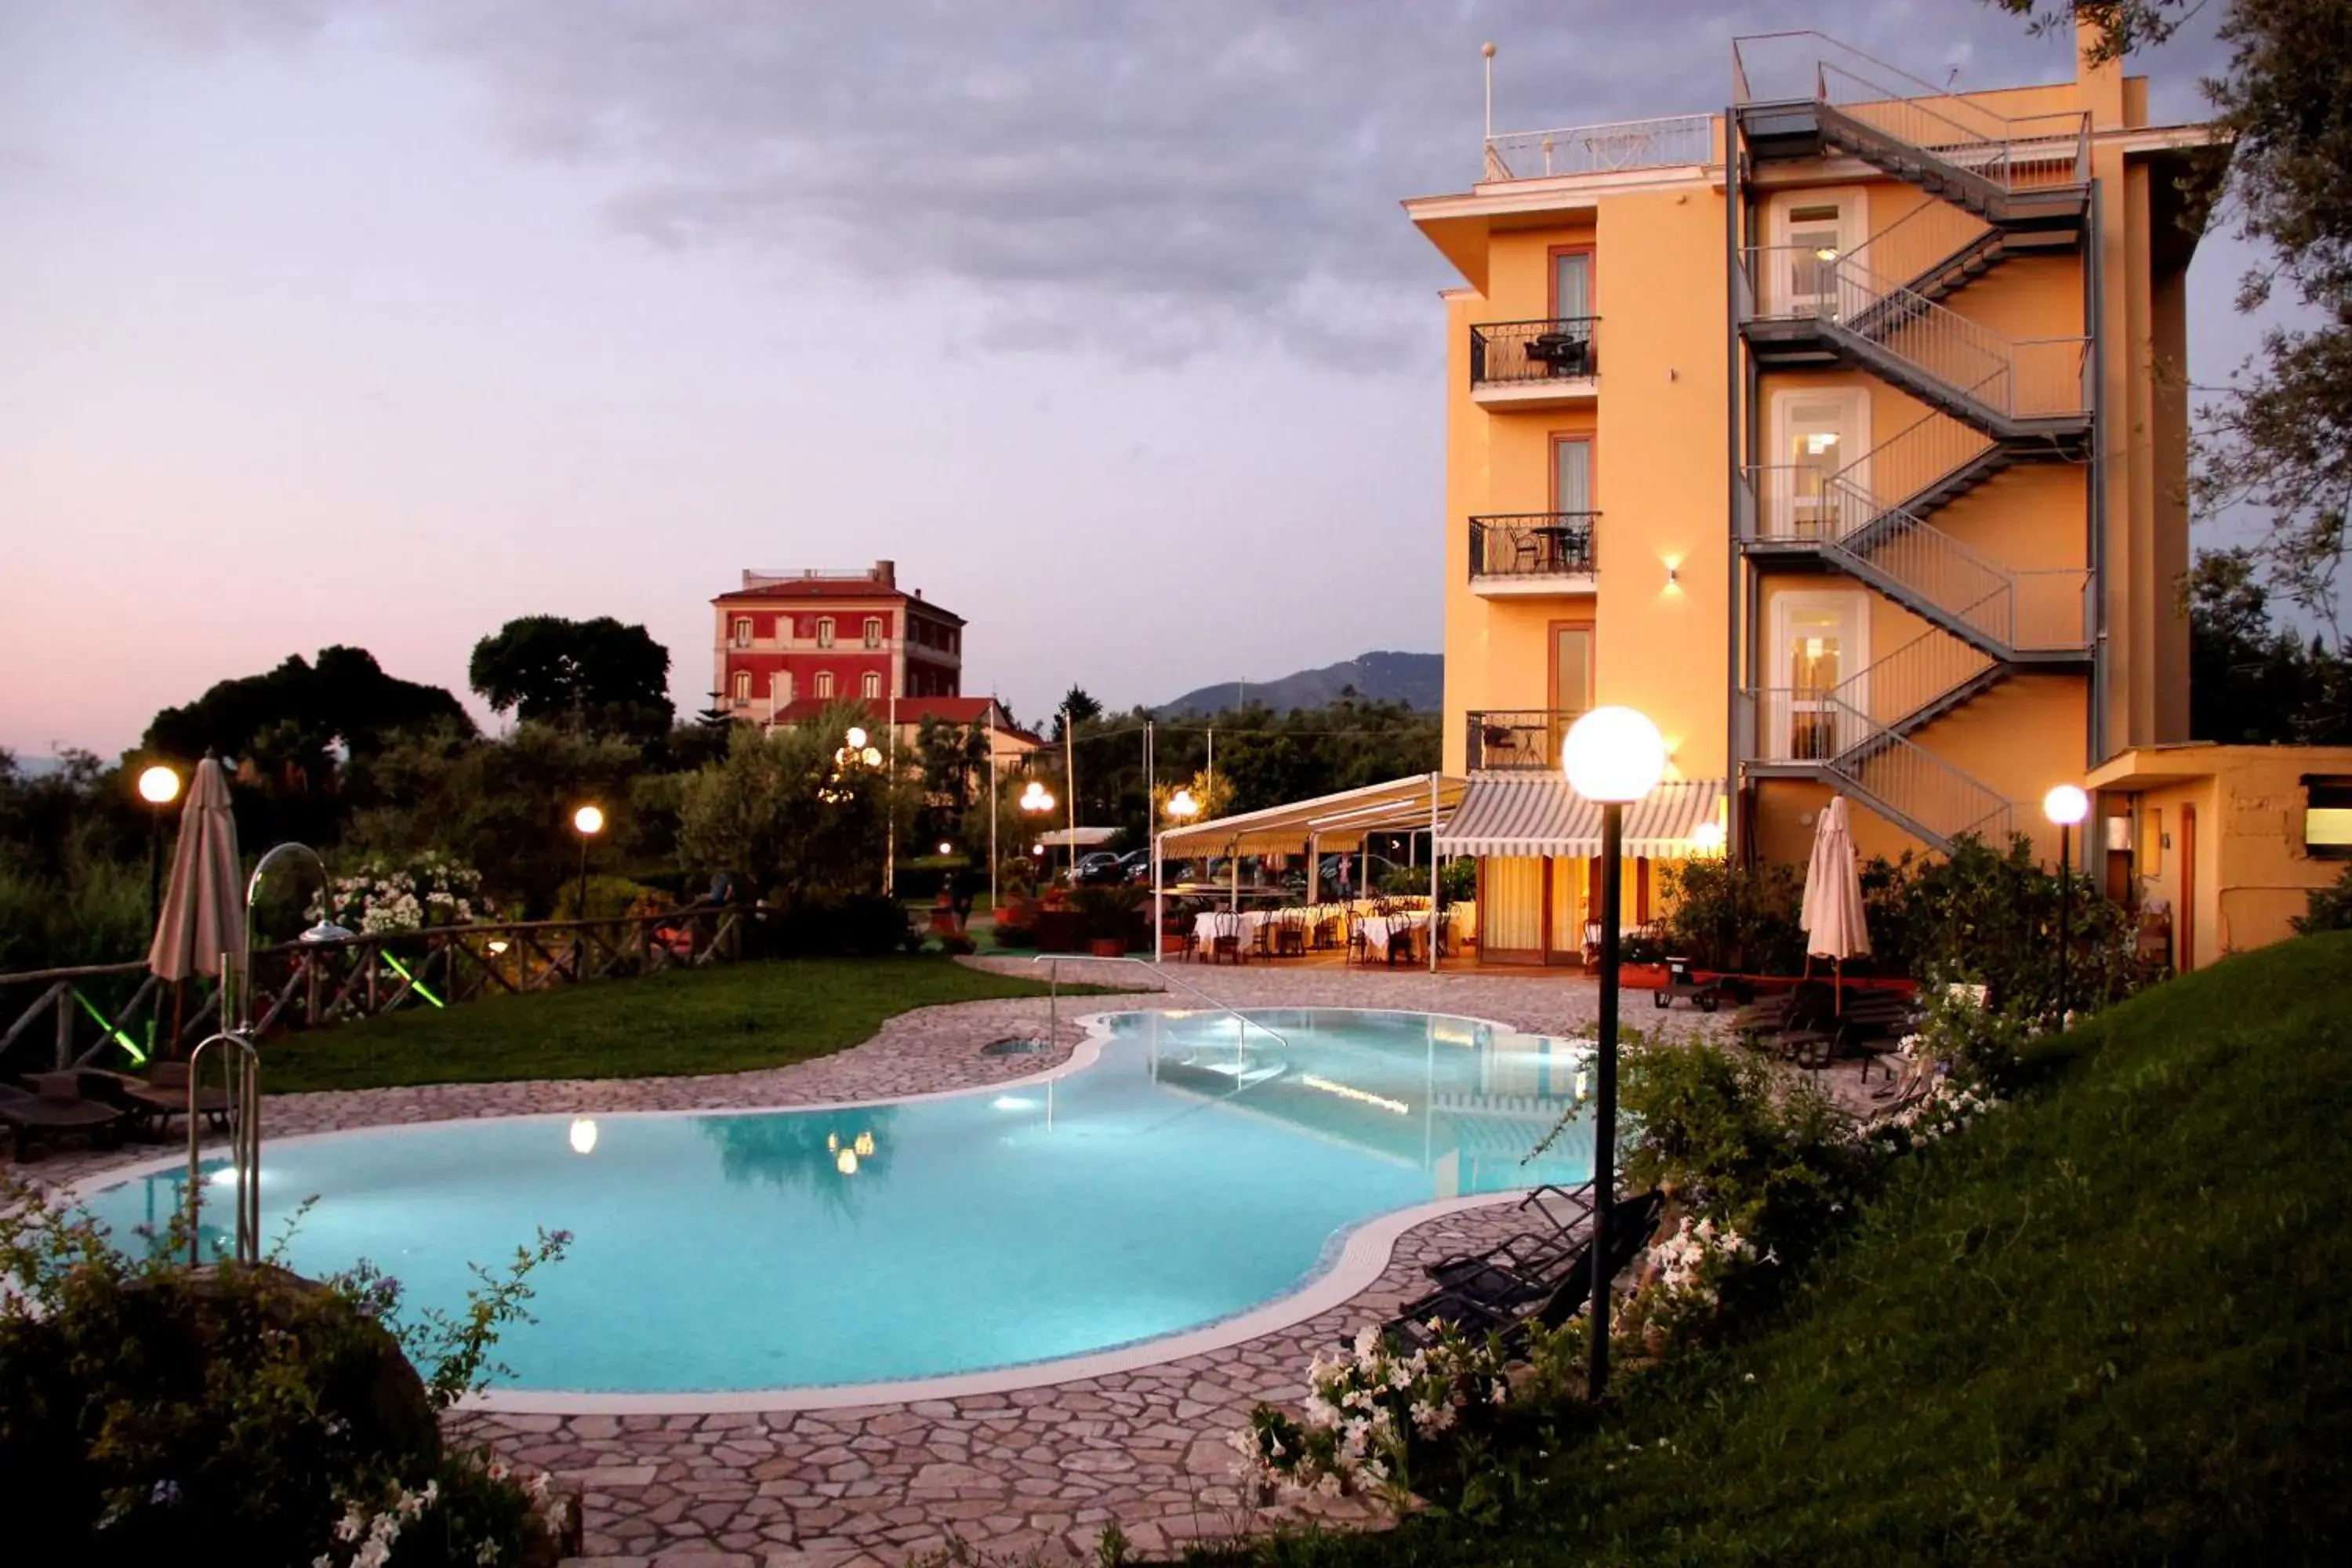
[0,1073,129,1160]
[1385,1189,1666,1355]
[77,1063,234,1139]
[1832,992,1918,1081]
[1424,1181,1597,1289]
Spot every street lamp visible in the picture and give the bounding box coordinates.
[1560,704,1667,1403]
[572,804,605,925]
[1019,779,1057,876]
[2042,783,2090,1022]
[136,764,181,928]
[1165,787,1200,821]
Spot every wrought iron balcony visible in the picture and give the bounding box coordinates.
[1465,710,1584,772]
[1469,318,1599,405]
[1468,513,1599,593]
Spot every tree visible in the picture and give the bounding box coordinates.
[1997,0,2352,639]
[467,616,674,739]
[1047,686,1102,741]
[143,647,473,776]
[673,709,898,901]
[2187,548,2352,741]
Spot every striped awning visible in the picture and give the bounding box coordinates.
[1436,776,1726,858]
[1156,773,1466,857]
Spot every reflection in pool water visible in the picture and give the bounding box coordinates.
[82,1009,1595,1393]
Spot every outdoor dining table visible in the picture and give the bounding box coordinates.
[1359,911,1432,960]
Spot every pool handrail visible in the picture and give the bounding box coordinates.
[1031,955,1293,1058]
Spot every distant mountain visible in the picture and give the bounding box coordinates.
[1156,651,1442,717]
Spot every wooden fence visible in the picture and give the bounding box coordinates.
[0,904,757,1074]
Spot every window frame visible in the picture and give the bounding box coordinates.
[815,670,835,699]
[816,616,835,648]
[731,670,751,703]
[2304,775,2352,858]
[731,616,753,648]
[864,616,884,649]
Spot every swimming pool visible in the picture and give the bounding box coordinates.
[78,1009,1596,1403]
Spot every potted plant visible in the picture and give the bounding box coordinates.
[1070,884,1147,958]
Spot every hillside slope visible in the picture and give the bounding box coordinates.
[1211,934,2352,1566]
[1157,652,1439,717]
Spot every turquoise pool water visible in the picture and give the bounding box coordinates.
[78,1009,1595,1395]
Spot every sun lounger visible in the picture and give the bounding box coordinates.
[75,1065,233,1138]
[1385,1189,1666,1354]
[1423,1181,1597,1289]
[0,1073,129,1160]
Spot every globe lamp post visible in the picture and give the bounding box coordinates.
[1559,705,1667,1402]
[136,764,182,928]
[2042,784,2090,1022]
[572,804,605,930]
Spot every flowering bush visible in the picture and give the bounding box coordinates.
[1902,978,2037,1090]
[1232,1325,1511,1504]
[0,1175,572,1565]
[314,853,488,935]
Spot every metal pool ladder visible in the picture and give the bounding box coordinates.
[1033,955,1291,1056]
[185,1029,262,1266]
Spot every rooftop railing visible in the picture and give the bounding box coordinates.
[1483,114,1714,181]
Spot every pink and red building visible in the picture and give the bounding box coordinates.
[710,561,964,722]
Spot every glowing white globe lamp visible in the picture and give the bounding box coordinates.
[1560,706,1668,803]
[2042,784,2089,826]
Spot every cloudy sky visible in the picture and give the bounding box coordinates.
[0,0,2259,757]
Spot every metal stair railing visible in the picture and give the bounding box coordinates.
[1733,31,2090,191]
[1746,686,2016,849]
[1824,629,1999,739]
[1846,201,2003,313]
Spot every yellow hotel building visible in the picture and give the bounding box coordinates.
[1410,28,2216,966]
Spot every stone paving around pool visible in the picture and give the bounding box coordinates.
[33,959,1797,1567]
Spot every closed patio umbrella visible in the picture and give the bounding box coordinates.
[1800,795,1869,1011]
[147,757,245,1034]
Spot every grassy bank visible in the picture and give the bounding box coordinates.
[1205,933,2352,1566]
[259,956,1112,1093]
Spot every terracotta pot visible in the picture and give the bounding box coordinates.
[1089,937,1125,959]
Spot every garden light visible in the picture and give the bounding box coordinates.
[135,763,182,928]
[938,840,954,856]
[574,804,605,837]
[1689,820,1727,855]
[1557,703,1665,1404]
[571,804,605,931]
[861,746,882,768]
[570,1116,598,1156]
[1166,787,1200,820]
[1560,706,1668,804]
[2044,784,2091,1022]
[844,727,868,750]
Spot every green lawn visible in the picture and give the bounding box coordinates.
[1197,932,2352,1567]
[259,956,1111,1094]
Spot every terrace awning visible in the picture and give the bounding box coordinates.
[1155,773,1467,857]
[1436,776,1725,858]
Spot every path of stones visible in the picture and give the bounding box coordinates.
[38,957,1828,1567]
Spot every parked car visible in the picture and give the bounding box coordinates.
[1073,851,1125,885]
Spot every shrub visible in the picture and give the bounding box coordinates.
[0,1178,572,1564]
[1867,834,2137,1018]
[1659,859,1805,975]
[1616,1035,1864,1269]
[1069,884,1146,942]
[761,892,912,958]
[312,852,488,934]
[2291,864,2352,934]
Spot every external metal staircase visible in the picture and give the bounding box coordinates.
[1732,32,2097,850]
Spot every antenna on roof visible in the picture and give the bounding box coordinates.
[1482,42,1497,143]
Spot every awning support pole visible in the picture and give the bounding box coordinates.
[1428,772,1441,973]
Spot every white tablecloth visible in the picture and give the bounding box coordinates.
[1359,912,1431,959]
[1192,910,1276,946]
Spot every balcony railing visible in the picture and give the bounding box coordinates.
[1469,513,1599,581]
[1466,710,1582,772]
[1470,318,1599,388]
[1483,114,1715,181]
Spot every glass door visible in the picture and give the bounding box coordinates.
[1770,195,1858,317]
[1552,439,1593,571]
[1770,594,1867,759]
[1772,390,1867,540]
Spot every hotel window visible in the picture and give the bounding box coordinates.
[864,617,883,649]
[1771,389,1868,540]
[731,617,752,648]
[862,671,881,699]
[815,670,834,699]
[816,617,835,648]
[2307,778,2352,858]
[731,670,751,704]
[1771,192,1860,315]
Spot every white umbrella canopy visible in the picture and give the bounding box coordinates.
[1801,795,1870,967]
[147,756,245,983]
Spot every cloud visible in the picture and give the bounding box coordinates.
[117,0,2229,367]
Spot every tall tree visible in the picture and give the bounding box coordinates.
[468,615,674,739]
[1998,0,2352,638]
[143,646,474,776]
[2187,548,2352,741]
[1048,686,1102,742]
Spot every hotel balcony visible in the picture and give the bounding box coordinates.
[1465,710,1584,772]
[1469,318,1599,408]
[1468,513,1599,597]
